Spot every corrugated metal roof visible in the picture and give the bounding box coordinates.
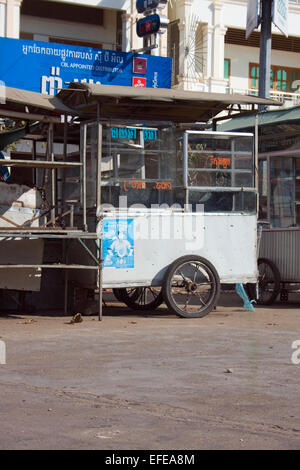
[218,106,300,131]
[58,82,281,123]
[0,86,76,115]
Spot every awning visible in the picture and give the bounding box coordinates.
[0,86,77,121]
[0,122,41,150]
[58,83,281,123]
[218,105,300,132]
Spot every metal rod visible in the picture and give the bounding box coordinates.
[0,160,82,168]
[69,204,74,228]
[0,109,63,122]
[183,131,188,190]
[61,115,68,216]
[32,140,37,186]
[0,215,21,227]
[63,239,68,315]
[0,231,98,238]
[183,131,189,207]
[77,238,99,265]
[81,124,87,231]
[255,112,259,215]
[0,264,100,269]
[41,209,72,228]
[96,121,103,211]
[96,237,103,322]
[96,106,103,322]
[49,122,56,223]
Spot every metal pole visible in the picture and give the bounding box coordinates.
[63,239,68,315]
[62,116,68,215]
[96,109,103,322]
[258,0,273,110]
[255,112,259,194]
[98,238,103,322]
[80,124,87,231]
[254,112,259,224]
[49,122,56,223]
[32,140,36,186]
[183,131,189,206]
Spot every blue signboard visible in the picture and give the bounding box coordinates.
[102,218,134,269]
[0,37,172,95]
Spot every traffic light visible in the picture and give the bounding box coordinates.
[136,14,160,37]
[136,0,167,14]
[136,1,169,38]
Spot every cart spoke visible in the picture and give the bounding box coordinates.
[184,293,192,310]
[178,270,188,282]
[148,287,158,300]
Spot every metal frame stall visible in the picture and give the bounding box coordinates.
[218,106,300,304]
[0,87,104,318]
[0,84,279,318]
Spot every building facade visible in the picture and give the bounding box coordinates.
[168,0,300,105]
[2,0,300,105]
[0,0,168,55]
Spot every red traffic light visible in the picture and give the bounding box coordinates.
[136,14,160,37]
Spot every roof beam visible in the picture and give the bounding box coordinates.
[0,108,62,123]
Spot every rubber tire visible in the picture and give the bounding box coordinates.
[162,255,220,318]
[246,257,281,306]
[113,288,126,302]
[117,287,164,311]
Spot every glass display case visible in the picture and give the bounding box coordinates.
[258,154,300,227]
[100,121,178,207]
[177,131,256,213]
[96,126,256,213]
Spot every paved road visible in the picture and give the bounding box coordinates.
[0,293,300,450]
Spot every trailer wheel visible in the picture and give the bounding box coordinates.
[246,258,281,305]
[162,255,220,318]
[115,287,164,311]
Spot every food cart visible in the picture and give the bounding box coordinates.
[218,107,300,305]
[0,84,279,317]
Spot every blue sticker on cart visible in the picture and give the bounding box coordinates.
[102,218,134,269]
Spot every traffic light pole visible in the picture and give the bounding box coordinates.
[258,0,273,110]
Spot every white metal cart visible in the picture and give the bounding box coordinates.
[0,83,279,318]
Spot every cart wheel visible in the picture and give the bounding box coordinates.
[116,287,164,311]
[246,258,281,305]
[113,288,126,302]
[280,289,289,302]
[162,255,220,318]
[113,287,141,303]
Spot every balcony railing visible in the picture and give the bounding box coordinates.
[226,87,300,108]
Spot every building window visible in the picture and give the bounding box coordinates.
[49,37,103,49]
[20,32,33,40]
[249,63,300,93]
[21,0,104,26]
[224,59,230,79]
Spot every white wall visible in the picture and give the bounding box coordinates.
[169,0,212,25]
[223,0,300,37]
[190,0,212,24]
[47,0,131,10]
[225,44,259,91]
[0,0,21,38]
[0,4,5,37]
[225,43,300,91]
